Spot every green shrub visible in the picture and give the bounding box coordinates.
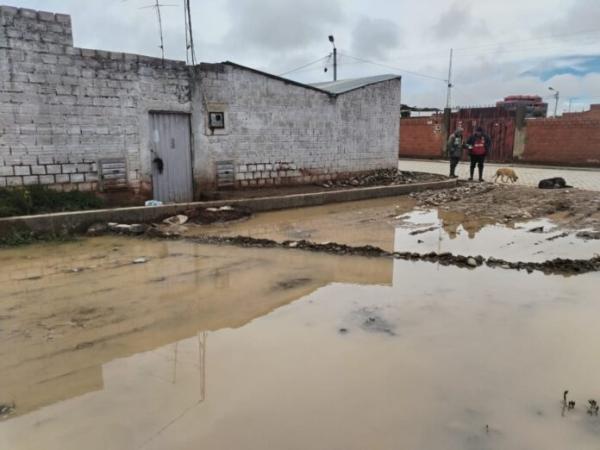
[0,186,104,218]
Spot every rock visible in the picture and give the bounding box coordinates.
[128,224,148,235]
[467,257,478,267]
[529,226,545,233]
[163,215,188,225]
[114,224,133,233]
[576,231,600,240]
[86,222,108,236]
[132,257,149,264]
[219,206,234,211]
[288,241,299,248]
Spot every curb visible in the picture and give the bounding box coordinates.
[0,179,456,235]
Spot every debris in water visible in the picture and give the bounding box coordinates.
[163,215,189,225]
[576,231,600,241]
[409,226,438,236]
[546,232,570,241]
[0,403,15,418]
[529,226,545,233]
[132,257,149,264]
[339,328,348,334]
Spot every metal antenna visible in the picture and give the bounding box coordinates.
[184,0,197,65]
[140,0,177,61]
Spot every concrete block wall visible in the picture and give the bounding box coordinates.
[0,5,191,196]
[192,64,401,189]
[398,116,444,159]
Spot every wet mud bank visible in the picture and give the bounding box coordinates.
[0,179,457,238]
[151,233,600,276]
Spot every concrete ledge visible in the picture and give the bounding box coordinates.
[0,179,456,235]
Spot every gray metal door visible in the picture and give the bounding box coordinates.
[149,113,193,203]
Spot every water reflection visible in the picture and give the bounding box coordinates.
[0,237,392,424]
[1,250,598,450]
[394,209,600,262]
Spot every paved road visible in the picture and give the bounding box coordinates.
[398,159,600,191]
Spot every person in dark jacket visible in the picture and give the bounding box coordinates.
[466,127,491,181]
[446,127,464,178]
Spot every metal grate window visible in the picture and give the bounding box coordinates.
[98,158,128,191]
[216,160,235,188]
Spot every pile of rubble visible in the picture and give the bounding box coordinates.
[409,182,496,206]
[183,234,600,276]
[86,205,251,238]
[320,169,445,188]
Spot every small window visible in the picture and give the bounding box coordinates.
[208,112,225,129]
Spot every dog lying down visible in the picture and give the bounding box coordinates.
[493,168,519,183]
[538,177,573,189]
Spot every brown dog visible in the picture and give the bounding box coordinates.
[493,168,519,183]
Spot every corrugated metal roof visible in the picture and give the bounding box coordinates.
[309,74,400,94]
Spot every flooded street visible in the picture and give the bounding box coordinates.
[1,198,600,449]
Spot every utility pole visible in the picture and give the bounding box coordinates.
[328,35,337,81]
[446,48,453,109]
[184,0,196,65]
[549,86,559,116]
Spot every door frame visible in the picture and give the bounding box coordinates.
[148,110,195,202]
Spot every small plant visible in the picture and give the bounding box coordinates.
[588,400,599,416]
[0,186,103,218]
[562,390,576,415]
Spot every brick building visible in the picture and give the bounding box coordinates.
[0,6,401,202]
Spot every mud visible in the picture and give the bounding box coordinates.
[201,170,446,200]
[411,183,600,232]
[159,234,600,275]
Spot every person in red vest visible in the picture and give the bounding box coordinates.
[466,127,491,181]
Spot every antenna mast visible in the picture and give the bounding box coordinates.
[140,0,176,61]
[184,0,197,65]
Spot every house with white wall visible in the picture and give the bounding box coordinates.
[0,5,402,203]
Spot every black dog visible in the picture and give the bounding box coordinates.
[538,177,573,189]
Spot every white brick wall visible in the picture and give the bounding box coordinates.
[0,6,401,198]
[191,63,401,189]
[0,6,190,195]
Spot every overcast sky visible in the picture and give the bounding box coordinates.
[7,0,600,112]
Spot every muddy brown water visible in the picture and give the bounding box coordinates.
[193,197,600,261]
[1,199,600,449]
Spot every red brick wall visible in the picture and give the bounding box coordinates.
[521,118,600,166]
[399,117,444,158]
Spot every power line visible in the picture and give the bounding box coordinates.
[278,56,329,76]
[338,53,448,82]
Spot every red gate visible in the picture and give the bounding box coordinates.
[450,107,516,162]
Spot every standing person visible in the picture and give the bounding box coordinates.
[466,127,491,181]
[446,127,464,178]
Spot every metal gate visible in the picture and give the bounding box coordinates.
[149,112,193,203]
[451,107,516,162]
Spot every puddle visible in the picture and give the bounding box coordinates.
[0,237,392,426]
[187,196,416,251]
[183,197,599,262]
[0,244,598,449]
[395,209,600,262]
